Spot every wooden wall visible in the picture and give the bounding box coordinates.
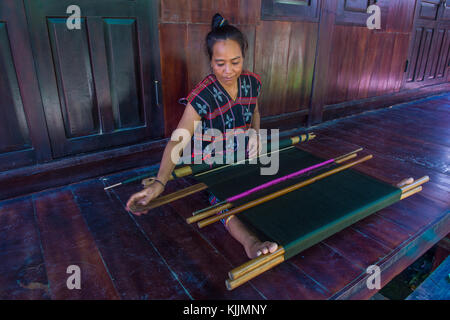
[159,0,318,135]
[325,0,416,105]
[158,0,449,135]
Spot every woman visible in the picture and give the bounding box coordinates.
[126,14,278,259]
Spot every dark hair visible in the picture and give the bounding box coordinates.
[206,13,248,60]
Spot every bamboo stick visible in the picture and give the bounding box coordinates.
[225,255,285,290]
[228,247,285,281]
[105,134,315,190]
[186,203,233,224]
[399,176,429,193]
[334,153,357,164]
[334,148,363,163]
[129,182,208,213]
[400,186,423,200]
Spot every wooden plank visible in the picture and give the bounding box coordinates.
[254,20,290,117]
[33,189,119,299]
[308,0,337,125]
[159,23,189,136]
[110,177,265,299]
[352,214,414,250]
[72,178,191,299]
[287,243,364,297]
[0,197,49,299]
[186,24,211,90]
[297,131,450,209]
[311,119,450,175]
[376,33,396,96]
[215,0,240,25]
[285,21,317,111]
[322,228,392,271]
[190,0,216,24]
[346,112,450,148]
[238,0,261,25]
[160,0,191,23]
[240,25,256,72]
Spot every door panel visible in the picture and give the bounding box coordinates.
[404,0,450,89]
[418,0,441,20]
[47,18,99,138]
[24,0,163,158]
[0,23,31,153]
[0,1,51,172]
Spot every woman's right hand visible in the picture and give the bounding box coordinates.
[125,182,164,216]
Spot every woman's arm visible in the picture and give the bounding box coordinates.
[126,103,201,214]
[155,103,201,185]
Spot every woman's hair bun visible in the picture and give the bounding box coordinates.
[212,13,228,30]
[206,13,247,60]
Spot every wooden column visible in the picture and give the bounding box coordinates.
[308,0,337,126]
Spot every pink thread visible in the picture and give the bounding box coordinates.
[227,158,336,203]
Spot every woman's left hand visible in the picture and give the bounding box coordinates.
[248,133,262,159]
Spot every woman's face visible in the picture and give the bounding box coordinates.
[211,39,243,87]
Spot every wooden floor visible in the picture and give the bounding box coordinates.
[1,93,449,300]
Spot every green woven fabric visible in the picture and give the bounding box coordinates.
[194,148,402,260]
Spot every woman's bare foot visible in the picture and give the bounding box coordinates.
[245,237,278,259]
[226,216,278,259]
[396,177,414,187]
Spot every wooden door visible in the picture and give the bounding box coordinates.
[24,0,164,158]
[404,0,450,89]
[0,1,51,172]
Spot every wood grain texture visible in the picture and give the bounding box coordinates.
[33,190,119,299]
[159,23,189,136]
[72,179,190,299]
[254,20,318,116]
[0,198,49,299]
[326,26,411,105]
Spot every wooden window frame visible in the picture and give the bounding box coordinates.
[261,0,321,22]
[335,0,378,26]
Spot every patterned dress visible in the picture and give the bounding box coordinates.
[180,71,262,225]
[180,71,262,161]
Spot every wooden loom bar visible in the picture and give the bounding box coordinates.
[225,255,285,291]
[186,203,233,224]
[399,175,429,193]
[228,246,286,280]
[107,134,315,191]
[197,155,374,228]
[129,182,208,212]
[400,186,423,200]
